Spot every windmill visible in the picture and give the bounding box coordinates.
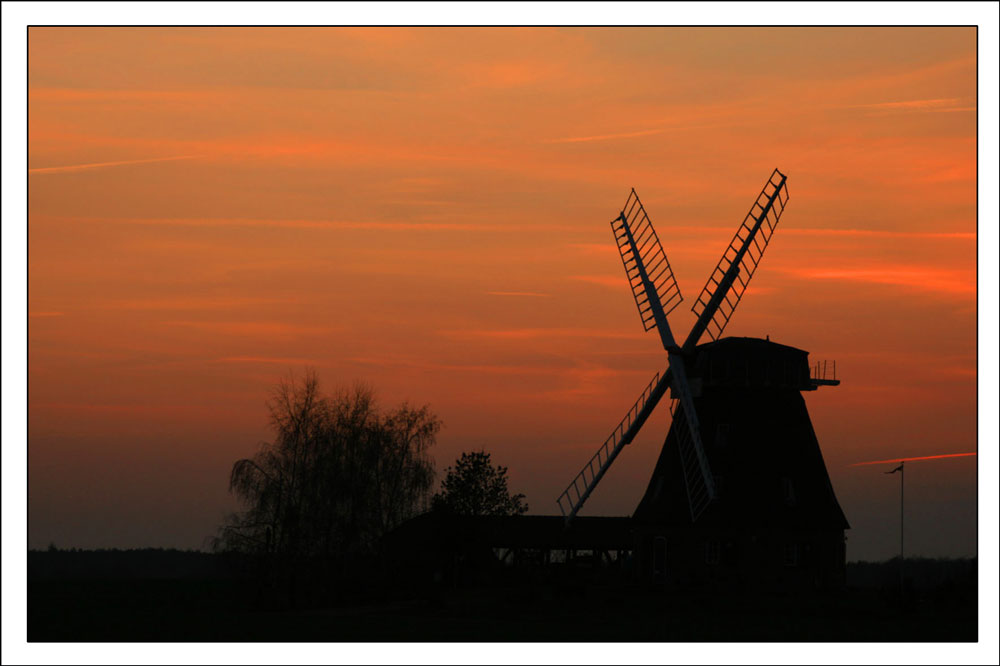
[556,169,849,589]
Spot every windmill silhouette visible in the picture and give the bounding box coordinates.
[556,170,849,588]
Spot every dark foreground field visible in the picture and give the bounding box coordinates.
[28,551,977,642]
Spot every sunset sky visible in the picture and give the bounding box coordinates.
[24,26,981,561]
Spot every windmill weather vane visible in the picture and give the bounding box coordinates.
[853,451,977,596]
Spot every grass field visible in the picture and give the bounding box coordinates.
[28,577,976,642]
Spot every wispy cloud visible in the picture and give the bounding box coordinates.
[485,291,551,298]
[101,297,295,311]
[29,155,201,175]
[215,356,317,365]
[784,266,975,295]
[569,275,625,289]
[569,227,974,241]
[28,311,64,318]
[530,366,642,401]
[347,356,557,376]
[845,97,975,113]
[32,401,199,416]
[162,320,337,338]
[567,230,975,251]
[346,357,648,387]
[439,327,644,341]
[545,128,664,144]
[567,242,618,256]
[47,215,545,233]
[779,228,975,241]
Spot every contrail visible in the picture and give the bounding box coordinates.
[851,452,976,466]
[545,128,664,144]
[29,155,200,175]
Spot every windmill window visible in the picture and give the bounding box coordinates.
[783,543,798,567]
[715,424,730,449]
[782,477,796,507]
[705,540,721,566]
[653,537,667,576]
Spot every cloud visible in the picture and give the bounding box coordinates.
[785,266,974,295]
[782,229,975,241]
[485,291,551,298]
[100,297,295,311]
[214,356,317,365]
[569,275,626,289]
[439,327,645,341]
[47,215,544,233]
[545,128,665,144]
[566,242,618,256]
[345,357,650,390]
[347,356,551,376]
[32,402,194,416]
[844,97,975,114]
[28,155,201,175]
[162,320,337,338]
[386,176,448,193]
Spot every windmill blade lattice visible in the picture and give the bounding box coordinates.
[689,169,788,344]
[670,397,713,521]
[556,368,671,519]
[612,189,683,333]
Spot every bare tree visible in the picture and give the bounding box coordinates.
[215,372,438,603]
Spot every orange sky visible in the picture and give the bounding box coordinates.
[26,27,978,559]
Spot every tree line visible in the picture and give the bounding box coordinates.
[214,371,526,605]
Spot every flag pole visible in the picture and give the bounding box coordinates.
[900,460,905,598]
[884,460,905,599]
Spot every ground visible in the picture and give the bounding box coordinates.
[28,577,976,642]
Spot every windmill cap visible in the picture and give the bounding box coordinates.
[689,336,811,392]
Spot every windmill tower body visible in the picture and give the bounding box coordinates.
[632,337,849,590]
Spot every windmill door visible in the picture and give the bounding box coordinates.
[652,536,668,583]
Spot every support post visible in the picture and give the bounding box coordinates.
[900,461,905,598]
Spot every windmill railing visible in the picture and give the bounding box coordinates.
[809,359,841,389]
[557,370,662,518]
[812,359,837,381]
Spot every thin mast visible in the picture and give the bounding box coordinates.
[900,461,905,597]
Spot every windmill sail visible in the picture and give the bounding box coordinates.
[559,189,715,523]
[557,369,671,519]
[667,358,715,520]
[670,398,713,521]
[688,169,788,345]
[614,190,716,518]
[612,189,683,333]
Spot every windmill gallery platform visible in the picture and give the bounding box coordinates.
[387,171,848,592]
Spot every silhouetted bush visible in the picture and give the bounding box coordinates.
[431,450,528,516]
